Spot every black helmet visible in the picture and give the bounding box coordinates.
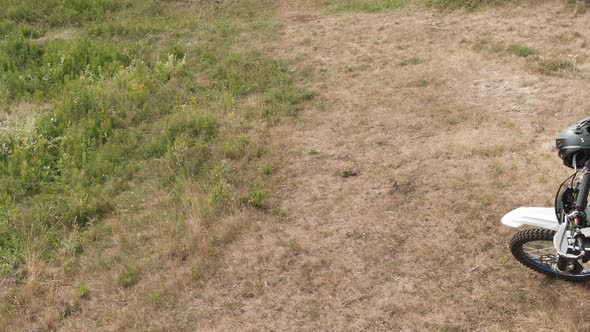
[556,117,590,169]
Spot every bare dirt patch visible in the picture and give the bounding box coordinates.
[56,2,590,331]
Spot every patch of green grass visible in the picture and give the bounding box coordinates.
[474,39,579,76]
[308,149,319,155]
[399,57,425,66]
[0,0,316,326]
[261,164,275,176]
[539,58,578,74]
[475,39,505,54]
[78,282,90,299]
[150,290,162,306]
[272,207,288,223]
[318,0,412,12]
[507,44,537,58]
[0,0,313,276]
[248,190,268,210]
[0,34,133,99]
[424,0,511,10]
[0,0,125,27]
[272,207,287,217]
[118,261,141,288]
[446,115,466,126]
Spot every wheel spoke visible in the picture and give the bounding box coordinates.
[522,241,554,258]
[511,229,590,280]
[521,240,590,274]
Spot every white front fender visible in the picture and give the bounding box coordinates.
[501,207,559,231]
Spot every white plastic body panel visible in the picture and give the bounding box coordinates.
[501,207,559,231]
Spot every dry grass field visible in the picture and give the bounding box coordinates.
[5,0,590,331]
[180,1,590,331]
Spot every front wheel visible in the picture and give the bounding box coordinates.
[510,228,590,282]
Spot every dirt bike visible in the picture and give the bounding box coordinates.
[503,117,590,281]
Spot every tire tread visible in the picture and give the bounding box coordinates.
[510,228,590,282]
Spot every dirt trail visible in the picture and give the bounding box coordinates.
[181,3,590,331]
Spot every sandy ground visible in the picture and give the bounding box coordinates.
[73,2,590,331]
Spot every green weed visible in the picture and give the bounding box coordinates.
[150,290,162,306]
[78,282,90,299]
[248,190,268,209]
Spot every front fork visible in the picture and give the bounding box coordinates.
[555,168,590,270]
[554,214,587,260]
[554,214,588,272]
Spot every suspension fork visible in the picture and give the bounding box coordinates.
[558,165,590,263]
[555,164,590,268]
[576,169,590,212]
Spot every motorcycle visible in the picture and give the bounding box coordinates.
[503,117,590,281]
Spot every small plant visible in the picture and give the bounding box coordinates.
[252,146,269,159]
[248,190,267,209]
[118,262,141,288]
[150,291,162,306]
[78,282,90,299]
[338,168,360,178]
[261,164,274,176]
[63,231,84,257]
[492,160,505,175]
[308,149,319,155]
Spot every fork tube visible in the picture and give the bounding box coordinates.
[576,172,590,211]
